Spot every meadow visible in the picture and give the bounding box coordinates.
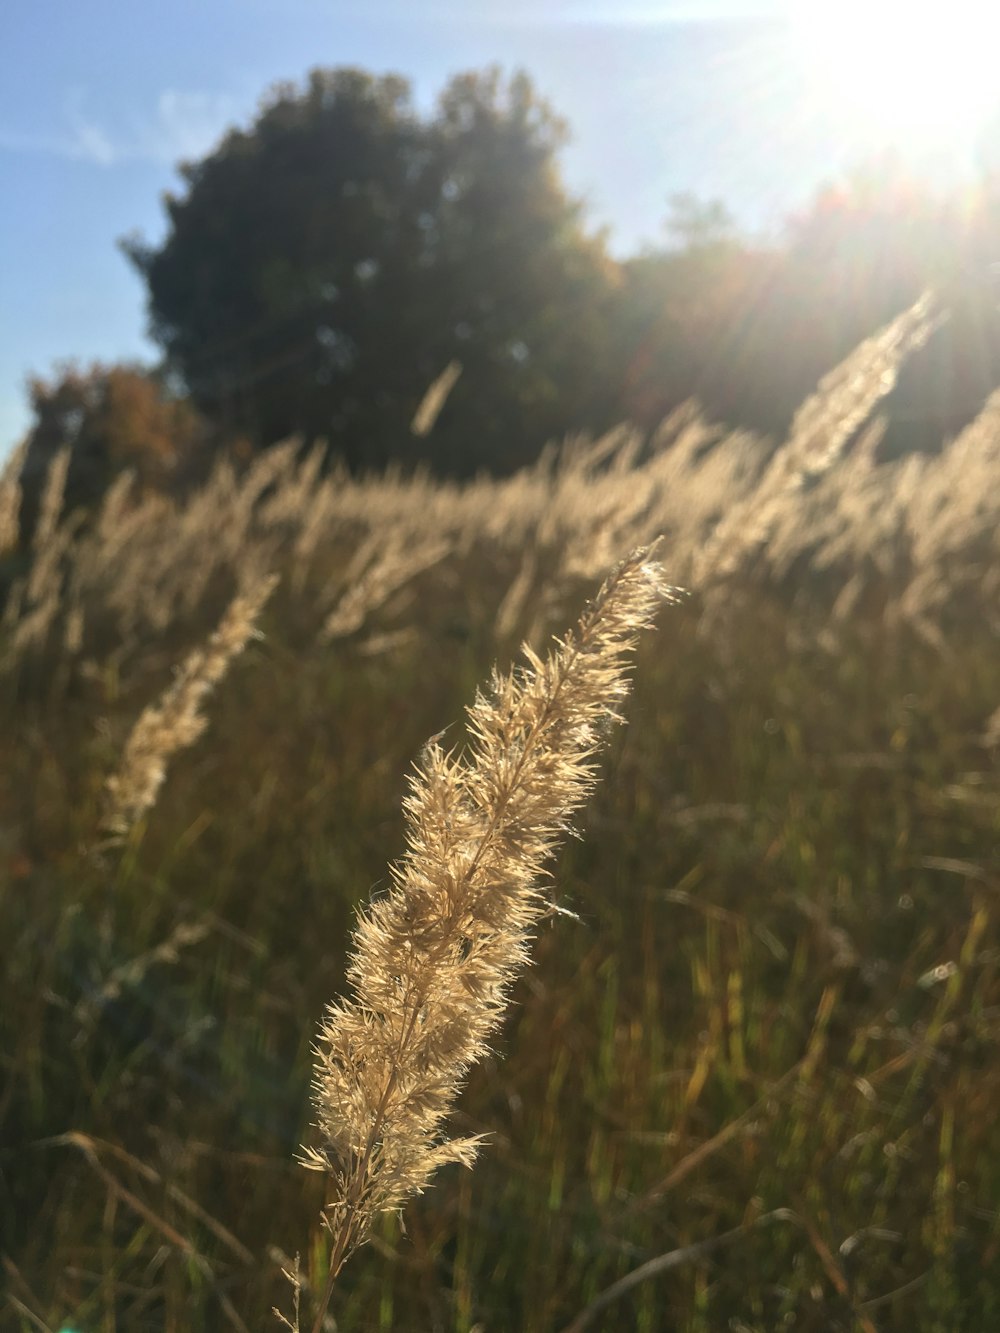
[1,292,999,1331]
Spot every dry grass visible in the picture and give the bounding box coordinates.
[1,293,999,1331]
[299,547,672,1328]
[2,295,995,685]
[101,571,279,839]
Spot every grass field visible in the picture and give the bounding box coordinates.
[2,295,999,1331]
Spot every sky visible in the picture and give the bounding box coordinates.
[2,0,997,457]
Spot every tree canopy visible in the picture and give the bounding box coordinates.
[78,69,1000,483]
[124,67,621,476]
[17,364,213,543]
[617,160,1000,451]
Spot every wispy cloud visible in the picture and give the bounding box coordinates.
[137,90,243,163]
[409,0,779,25]
[0,88,241,168]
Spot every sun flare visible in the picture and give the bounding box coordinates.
[788,0,1000,142]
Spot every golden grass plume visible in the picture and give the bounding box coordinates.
[411,359,462,437]
[102,571,278,837]
[300,543,675,1323]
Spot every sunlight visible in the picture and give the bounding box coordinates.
[788,0,1000,142]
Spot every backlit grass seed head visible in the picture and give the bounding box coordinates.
[303,544,676,1279]
[102,572,278,837]
[0,440,25,556]
[693,292,939,588]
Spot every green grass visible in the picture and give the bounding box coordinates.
[2,577,999,1332]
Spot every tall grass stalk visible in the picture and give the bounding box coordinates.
[102,571,278,837]
[299,544,674,1330]
[0,440,25,557]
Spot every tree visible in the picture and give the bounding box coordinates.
[620,164,1000,450]
[615,195,779,433]
[17,364,213,542]
[662,192,736,252]
[756,160,1000,450]
[124,67,621,476]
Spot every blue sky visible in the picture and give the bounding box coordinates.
[2,0,993,456]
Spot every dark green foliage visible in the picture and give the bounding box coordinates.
[101,77,1000,486]
[124,67,621,477]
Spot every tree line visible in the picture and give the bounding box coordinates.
[17,65,1000,523]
